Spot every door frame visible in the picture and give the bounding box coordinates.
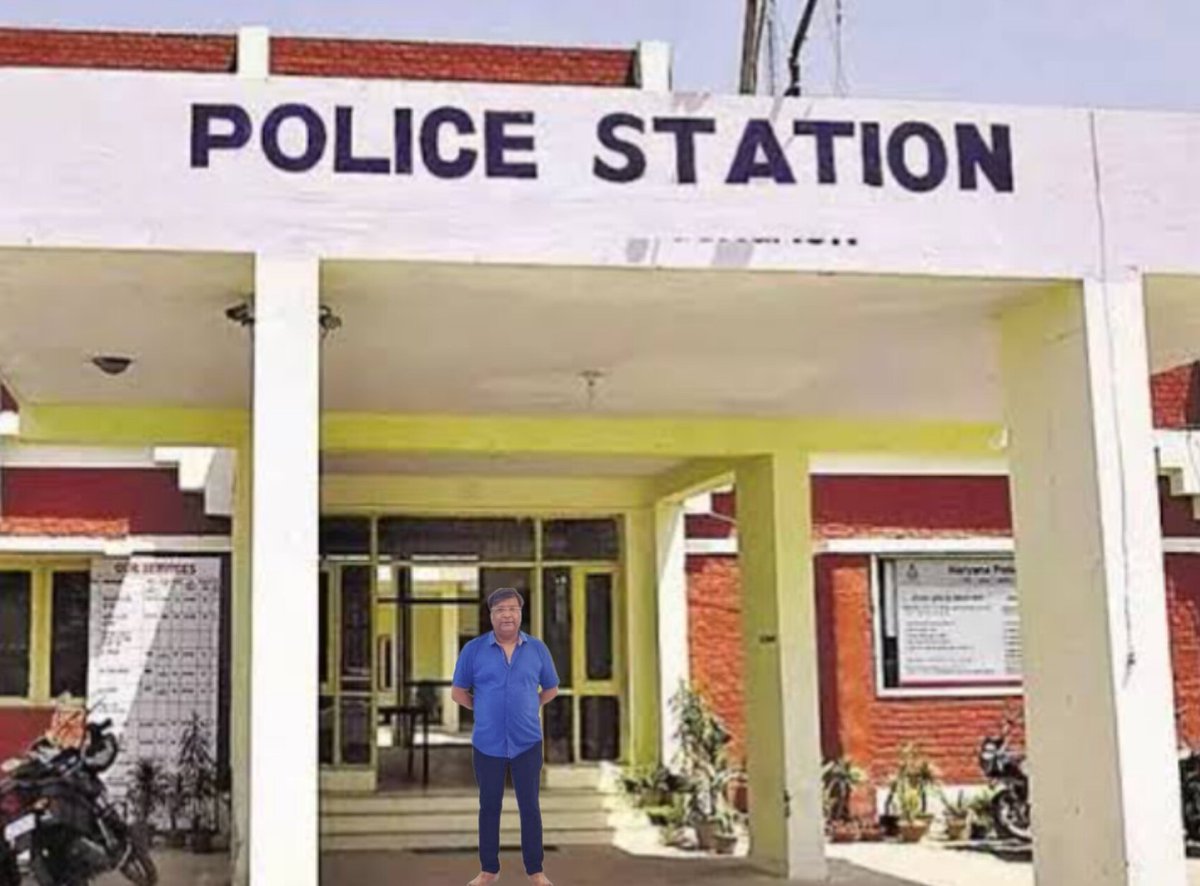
[318,560,378,792]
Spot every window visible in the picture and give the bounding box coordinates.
[542,519,619,561]
[875,556,1022,697]
[0,563,90,701]
[51,571,90,698]
[0,571,32,697]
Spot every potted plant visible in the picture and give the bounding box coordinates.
[620,763,681,809]
[941,790,971,842]
[712,808,740,854]
[178,713,219,854]
[897,783,930,842]
[887,744,940,843]
[670,682,739,853]
[164,769,188,848]
[128,757,167,845]
[858,817,885,842]
[823,756,865,841]
[968,788,996,840]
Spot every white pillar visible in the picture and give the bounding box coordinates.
[735,452,826,881]
[1000,276,1186,886]
[655,499,690,767]
[635,41,673,93]
[250,254,320,886]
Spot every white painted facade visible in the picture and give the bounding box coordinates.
[1,59,1199,886]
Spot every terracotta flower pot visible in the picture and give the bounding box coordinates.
[944,817,970,842]
[829,821,861,843]
[898,819,930,843]
[694,821,719,851]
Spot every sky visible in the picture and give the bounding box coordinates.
[2,0,1199,111]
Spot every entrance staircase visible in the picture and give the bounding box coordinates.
[319,765,653,852]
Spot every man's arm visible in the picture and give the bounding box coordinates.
[451,686,474,710]
[539,687,558,707]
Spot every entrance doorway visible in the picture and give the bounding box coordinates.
[318,515,624,790]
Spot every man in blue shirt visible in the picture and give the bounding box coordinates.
[451,587,559,886]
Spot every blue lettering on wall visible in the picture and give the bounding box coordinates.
[652,117,717,185]
[726,119,796,184]
[594,113,646,183]
[887,122,949,193]
[191,104,252,168]
[420,106,478,179]
[334,106,389,175]
[485,111,538,179]
[187,103,1015,195]
[262,103,327,173]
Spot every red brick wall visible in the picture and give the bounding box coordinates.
[687,550,1200,805]
[0,27,637,87]
[0,28,236,71]
[0,708,53,761]
[687,554,1025,799]
[1152,363,1200,429]
[1168,555,1200,747]
[271,38,635,86]
[686,555,746,765]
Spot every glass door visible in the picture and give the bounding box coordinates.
[318,563,375,775]
[542,565,622,764]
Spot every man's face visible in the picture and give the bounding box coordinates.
[490,598,522,635]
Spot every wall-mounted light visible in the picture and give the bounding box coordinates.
[224,300,343,340]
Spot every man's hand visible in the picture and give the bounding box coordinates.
[539,687,559,707]
[451,686,474,711]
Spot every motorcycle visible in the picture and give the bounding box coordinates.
[978,711,1032,843]
[1178,743,1200,843]
[0,704,156,886]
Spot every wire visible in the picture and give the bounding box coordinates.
[786,0,821,97]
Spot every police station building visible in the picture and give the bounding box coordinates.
[1,23,1199,886]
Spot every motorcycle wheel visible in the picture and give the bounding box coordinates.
[992,790,1033,843]
[119,840,157,886]
[107,817,157,886]
[1183,782,1200,842]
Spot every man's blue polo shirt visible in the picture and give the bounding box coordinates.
[452,630,560,759]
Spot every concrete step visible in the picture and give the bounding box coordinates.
[321,808,616,836]
[543,763,621,792]
[321,829,618,852]
[321,791,620,816]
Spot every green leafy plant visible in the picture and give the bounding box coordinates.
[884,744,940,824]
[620,763,683,808]
[670,682,743,843]
[129,758,168,837]
[177,713,221,852]
[942,789,970,820]
[822,757,865,823]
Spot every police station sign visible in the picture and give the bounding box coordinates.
[0,70,1104,273]
[191,102,1015,194]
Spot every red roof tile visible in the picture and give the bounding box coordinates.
[0,517,128,538]
[0,28,637,87]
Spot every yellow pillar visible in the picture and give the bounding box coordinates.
[736,452,826,880]
[230,447,251,886]
[623,508,660,766]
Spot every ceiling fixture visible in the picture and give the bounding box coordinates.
[579,369,606,410]
[91,355,134,376]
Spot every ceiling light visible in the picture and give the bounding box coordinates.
[91,355,134,376]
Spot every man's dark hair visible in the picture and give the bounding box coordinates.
[487,587,525,611]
